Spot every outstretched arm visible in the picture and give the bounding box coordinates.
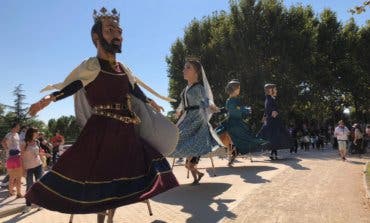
[129,83,164,112]
[198,85,219,113]
[29,80,83,116]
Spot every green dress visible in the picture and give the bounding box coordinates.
[216,97,269,154]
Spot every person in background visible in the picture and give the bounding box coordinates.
[50,131,65,165]
[365,124,370,152]
[300,124,310,151]
[21,127,43,213]
[6,149,23,198]
[1,123,21,188]
[334,120,350,161]
[352,123,364,157]
[19,126,28,142]
[37,132,52,168]
[366,124,370,137]
[288,123,298,154]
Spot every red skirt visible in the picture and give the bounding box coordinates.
[6,155,22,169]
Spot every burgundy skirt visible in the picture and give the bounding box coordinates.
[26,115,178,214]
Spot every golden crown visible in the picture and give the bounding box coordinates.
[93,7,120,24]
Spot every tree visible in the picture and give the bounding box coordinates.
[12,84,28,123]
[0,86,80,142]
[166,0,370,127]
[0,85,31,138]
[48,116,80,142]
[25,119,47,134]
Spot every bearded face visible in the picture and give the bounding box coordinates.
[99,36,121,54]
[97,19,123,54]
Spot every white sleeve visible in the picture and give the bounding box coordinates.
[5,133,11,140]
[176,99,184,113]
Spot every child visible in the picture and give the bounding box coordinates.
[6,149,23,198]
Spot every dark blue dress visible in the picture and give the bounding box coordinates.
[216,97,269,154]
[257,95,291,150]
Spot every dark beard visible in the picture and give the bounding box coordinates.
[99,37,122,54]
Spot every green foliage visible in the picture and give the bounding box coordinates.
[12,84,29,123]
[167,0,370,127]
[48,116,80,142]
[0,84,30,138]
[25,118,48,134]
[0,86,80,143]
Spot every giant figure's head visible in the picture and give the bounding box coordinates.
[91,7,122,54]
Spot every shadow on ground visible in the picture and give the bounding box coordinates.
[206,165,277,184]
[2,208,40,223]
[240,155,310,171]
[152,183,236,223]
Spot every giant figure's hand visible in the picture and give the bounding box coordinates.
[28,95,54,117]
[149,100,164,113]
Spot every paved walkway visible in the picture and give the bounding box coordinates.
[222,151,370,223]
[0,149,369,223]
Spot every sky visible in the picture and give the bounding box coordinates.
[0,0,368,123]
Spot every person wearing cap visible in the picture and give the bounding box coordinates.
[257,84,291,160]
[216,80,269,165]
[334,120,350,161]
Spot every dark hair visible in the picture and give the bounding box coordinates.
[187,60,202,78]
[91,20,103,47]
[11,123,19,129]
[25,127,38,145]
[9,149,20,156]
